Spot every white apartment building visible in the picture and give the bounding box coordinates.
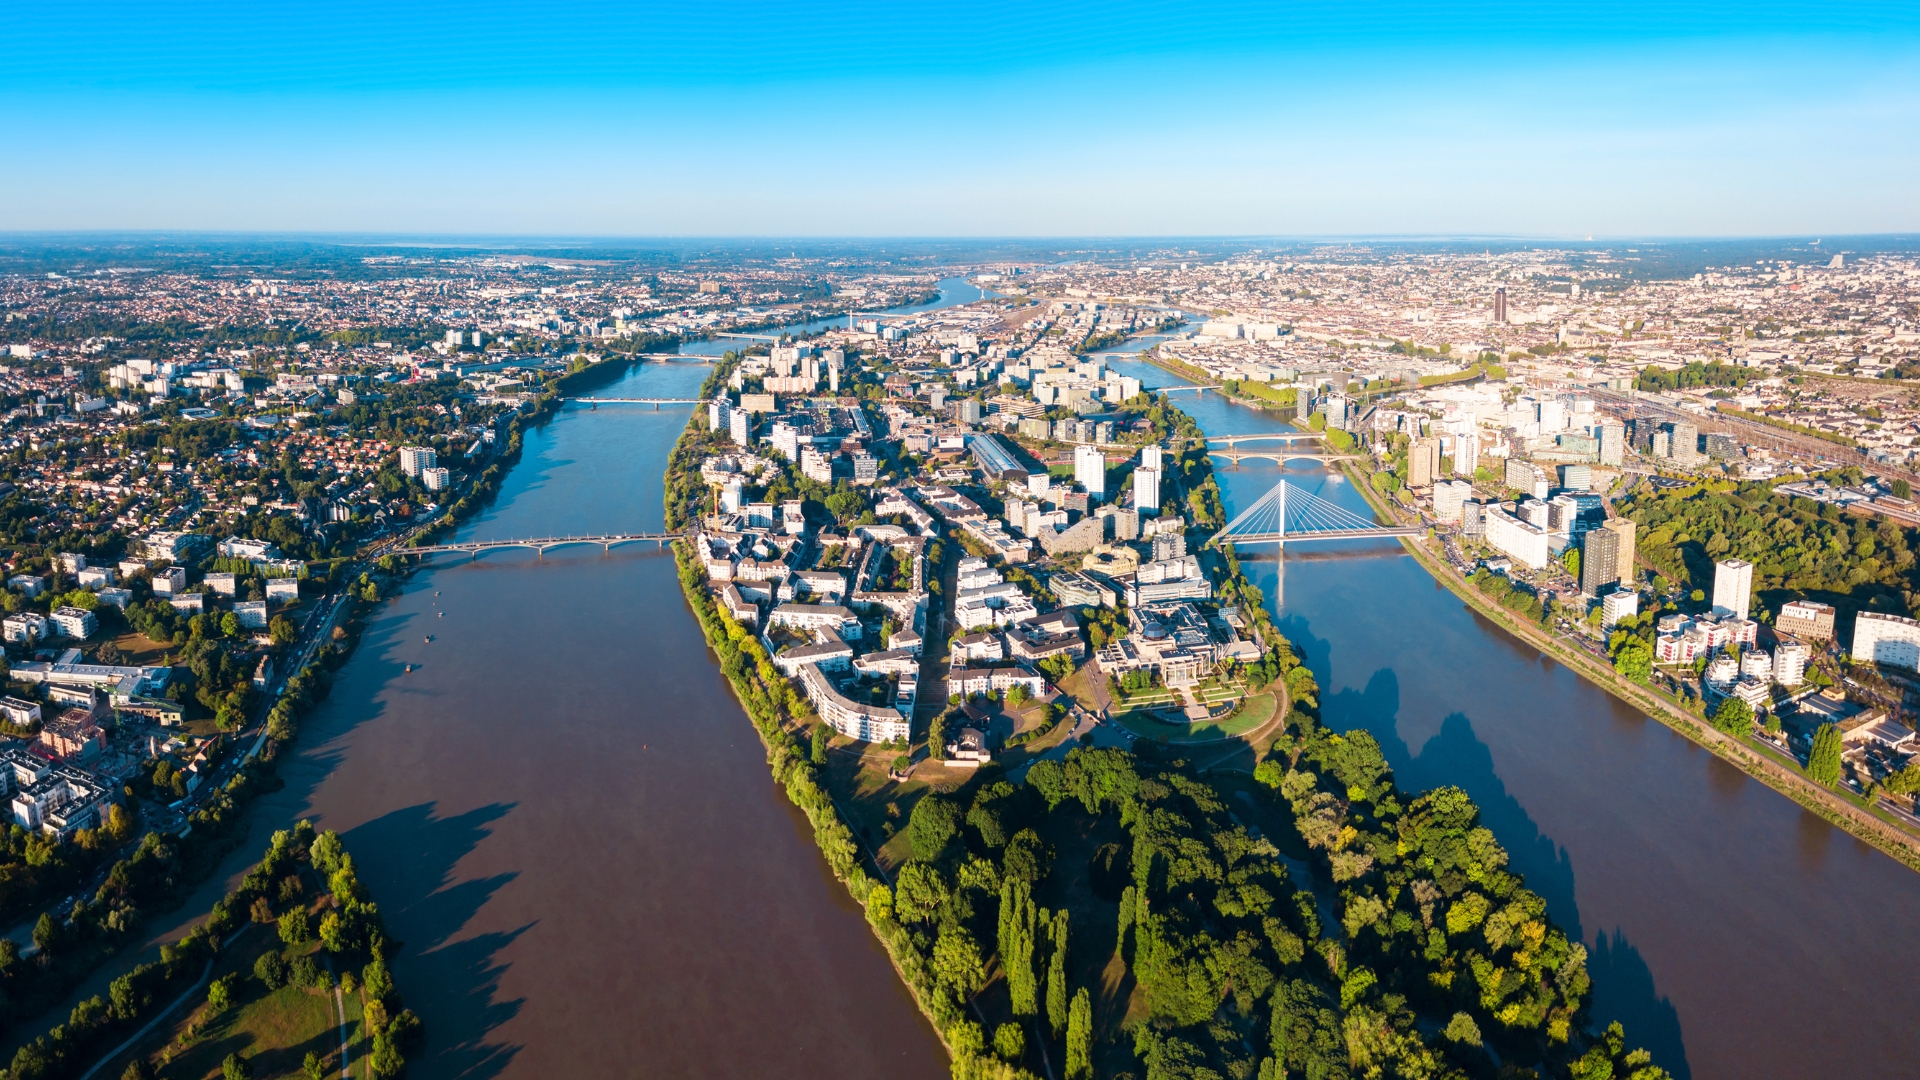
[1484,505,1550,570]
[1074,445,1106,500]
[399,445,437,477]
[153,566,187,596]
[1774,641,1810,687]
[1134,467,1162,513]
[1602,590,1640,629]
[421,466,451,492]
[2,613,49,646]
[50,607,97,640]
[1852,611,1920,671]
[1712,559,1753,618]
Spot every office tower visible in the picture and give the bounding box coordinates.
[398,446,436,477]
[1493,287,1508,323]
[1134,467,1162,513]
[1074,445,1106,500]
[1608,518,1636,584]
[1581,527,1620,596]
[1712,558,1753,617]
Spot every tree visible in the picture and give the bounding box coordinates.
[998,880,1039,1016]
[810,723,829,765]
[255,951,288,990]
[1613,637,1653,684]
[1065,988,1093,1080]
[931,925,986,998]
[208,973,237,1012]
[33,912,58,955]
[221,612,242,638]
[1045,909,1070,1035]
[1808,722,1844,785]
[122,1062,155,1080]
[992,1021,1026,1063]
[278,909,310,945]
[221,1054,252,1080]
[303,1052,327,1080]
[270,614,298,646]
[1710,697,1754,737]
[908,794,960,862]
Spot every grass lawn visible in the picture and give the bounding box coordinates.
[1112,690,1277,743]
[113,930,364,1080]
[109,631,174,666]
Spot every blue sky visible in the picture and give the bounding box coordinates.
[4,2,1917,236]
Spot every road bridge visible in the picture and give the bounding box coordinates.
[1209,450,1360,465]
[1209,478,1422,547]
[390,533,679,559]
[565,397,701,408]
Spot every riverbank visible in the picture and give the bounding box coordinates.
[1337,458,1920,874]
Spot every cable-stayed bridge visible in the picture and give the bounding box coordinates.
[1210,478,1422,547]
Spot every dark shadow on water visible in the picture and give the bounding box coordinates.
[1271,612,1692,1078]
[341,803,526,1080]
[1591,929,1691,1080]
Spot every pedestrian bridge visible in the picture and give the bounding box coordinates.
[391,533,679,559]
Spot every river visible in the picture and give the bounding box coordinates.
[32,311,1917,1079]
[17,359,951,1079]
[675,275,999,356]
[1107,354,1920,1080]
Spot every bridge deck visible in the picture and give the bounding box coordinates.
[391,533,677,556]
[1216,526,1422,543]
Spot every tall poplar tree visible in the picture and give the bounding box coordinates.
[998,880,1038,1015]
[1046,908,1071,1035]
[1065,988,1093,1080]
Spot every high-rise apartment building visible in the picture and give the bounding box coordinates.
[1452,431,1478,475]
[1581,527,1620,596]
[1141,444,1164,471]
[1133,467,1162,513]
[398,446,436,477]
[1712,558,1753,617]
[1434,480,1471,523]
[1598,420,1625,466]
[1607,518,1636,585]
[1667,422,1700,465]
[1408,438,1440,488]
[1074,445,1106,500]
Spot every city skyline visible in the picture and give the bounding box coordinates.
[5,2,1918,236]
